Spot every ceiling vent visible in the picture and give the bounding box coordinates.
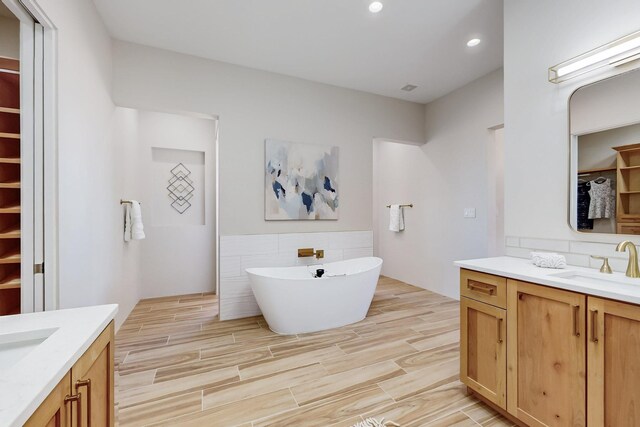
[401,84,418,92]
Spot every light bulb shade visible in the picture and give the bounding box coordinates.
[369,1,383,13]
[549,30,640,83]
[467,38,481,47]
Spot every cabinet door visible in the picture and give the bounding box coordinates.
[71,321,115,427]
[507,280,586,427]
[588,297,640,426]
[460,296,507,409]
[25,372,72,427]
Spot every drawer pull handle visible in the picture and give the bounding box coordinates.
[497,318,503,343]
[64,393,81,427]
[76,379,92,427]
[591,310,599,343]
[468,280,495,295]
[573,305,580,337]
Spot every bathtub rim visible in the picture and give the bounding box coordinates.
[245,256,383,281]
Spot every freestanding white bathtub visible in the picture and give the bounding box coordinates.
[246,257,383,335]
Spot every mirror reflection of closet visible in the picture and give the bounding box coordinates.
[569,68,640,235]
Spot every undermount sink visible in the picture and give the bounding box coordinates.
[549,270,640,287]
[0,328,58,374]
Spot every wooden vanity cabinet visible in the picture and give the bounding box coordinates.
[587,297,640,426]
[71,322,115,427]
[506,280,586,427]
[460,296,507,408]
[24,373,71,427]
[24,322,114,427]
[459,269,507,409]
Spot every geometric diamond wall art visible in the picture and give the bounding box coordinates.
[167,163,194,214]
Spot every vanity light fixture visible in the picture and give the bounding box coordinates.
[549,29,640,83]
[369,1,383,13]
[466,38,481,47]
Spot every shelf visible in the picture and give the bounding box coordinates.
[620,191,640,195]
[0,181,20,189]
[620,165,640,171]
[0,202,20,213]
[0,248,20,264]
[0,107,19,114]
[0,223,20,238]
[578,167,616,174]
[0,273,20,290]
[0,158,19,164]
[0,132,19,140]
[613,143,640,153]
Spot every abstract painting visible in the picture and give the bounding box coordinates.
[265,139,339,220]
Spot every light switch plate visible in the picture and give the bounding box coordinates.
[464,208,476,218]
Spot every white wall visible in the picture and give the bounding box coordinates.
[36,0,141,327]
[112,41,426,237]
[504,0,640,246]
[132,110,217,299]
[373,69,503,299]
[0,15,19,59]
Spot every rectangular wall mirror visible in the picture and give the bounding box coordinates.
[569,68,640,235]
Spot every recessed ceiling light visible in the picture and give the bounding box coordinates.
[467,38,481,47]
[369,1,383,13]
[401,84,418,92]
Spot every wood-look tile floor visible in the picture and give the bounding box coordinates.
[115,277,513,427]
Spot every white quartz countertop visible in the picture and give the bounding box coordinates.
[455,256,640,305]
[0,304,118,427]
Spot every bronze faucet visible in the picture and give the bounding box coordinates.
[616,241,640,278]
[297,248,324,260]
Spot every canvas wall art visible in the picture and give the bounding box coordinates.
[265,139,339,220]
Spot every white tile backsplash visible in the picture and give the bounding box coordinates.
[506,235,639,274]
[328,231,373,249]
[344,247,374,260]
[219,256,242,278]
[504,246,533,259]
[519,238,570,253]
[278,233,330,252]
[220,234,279,256]
[219,230,373,320]
[562,253,591,268]
[505,236,520,247]
[569,241,624,258]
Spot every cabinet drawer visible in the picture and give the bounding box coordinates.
[460,269,506,309]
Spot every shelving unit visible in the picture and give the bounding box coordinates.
[0,56,21,315]
[614,143,640,235]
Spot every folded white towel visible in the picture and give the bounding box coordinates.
[531,252,566,269]
[389,205,405,232]
[124,201,145,241]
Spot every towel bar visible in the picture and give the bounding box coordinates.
[386,204,413,208]
[120,199,142,205]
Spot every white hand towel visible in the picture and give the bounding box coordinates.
[531,252,566,269]
[130,201,146,240]
[124,201,145,241]
[389,204,405,232]
[124,203,132,242]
